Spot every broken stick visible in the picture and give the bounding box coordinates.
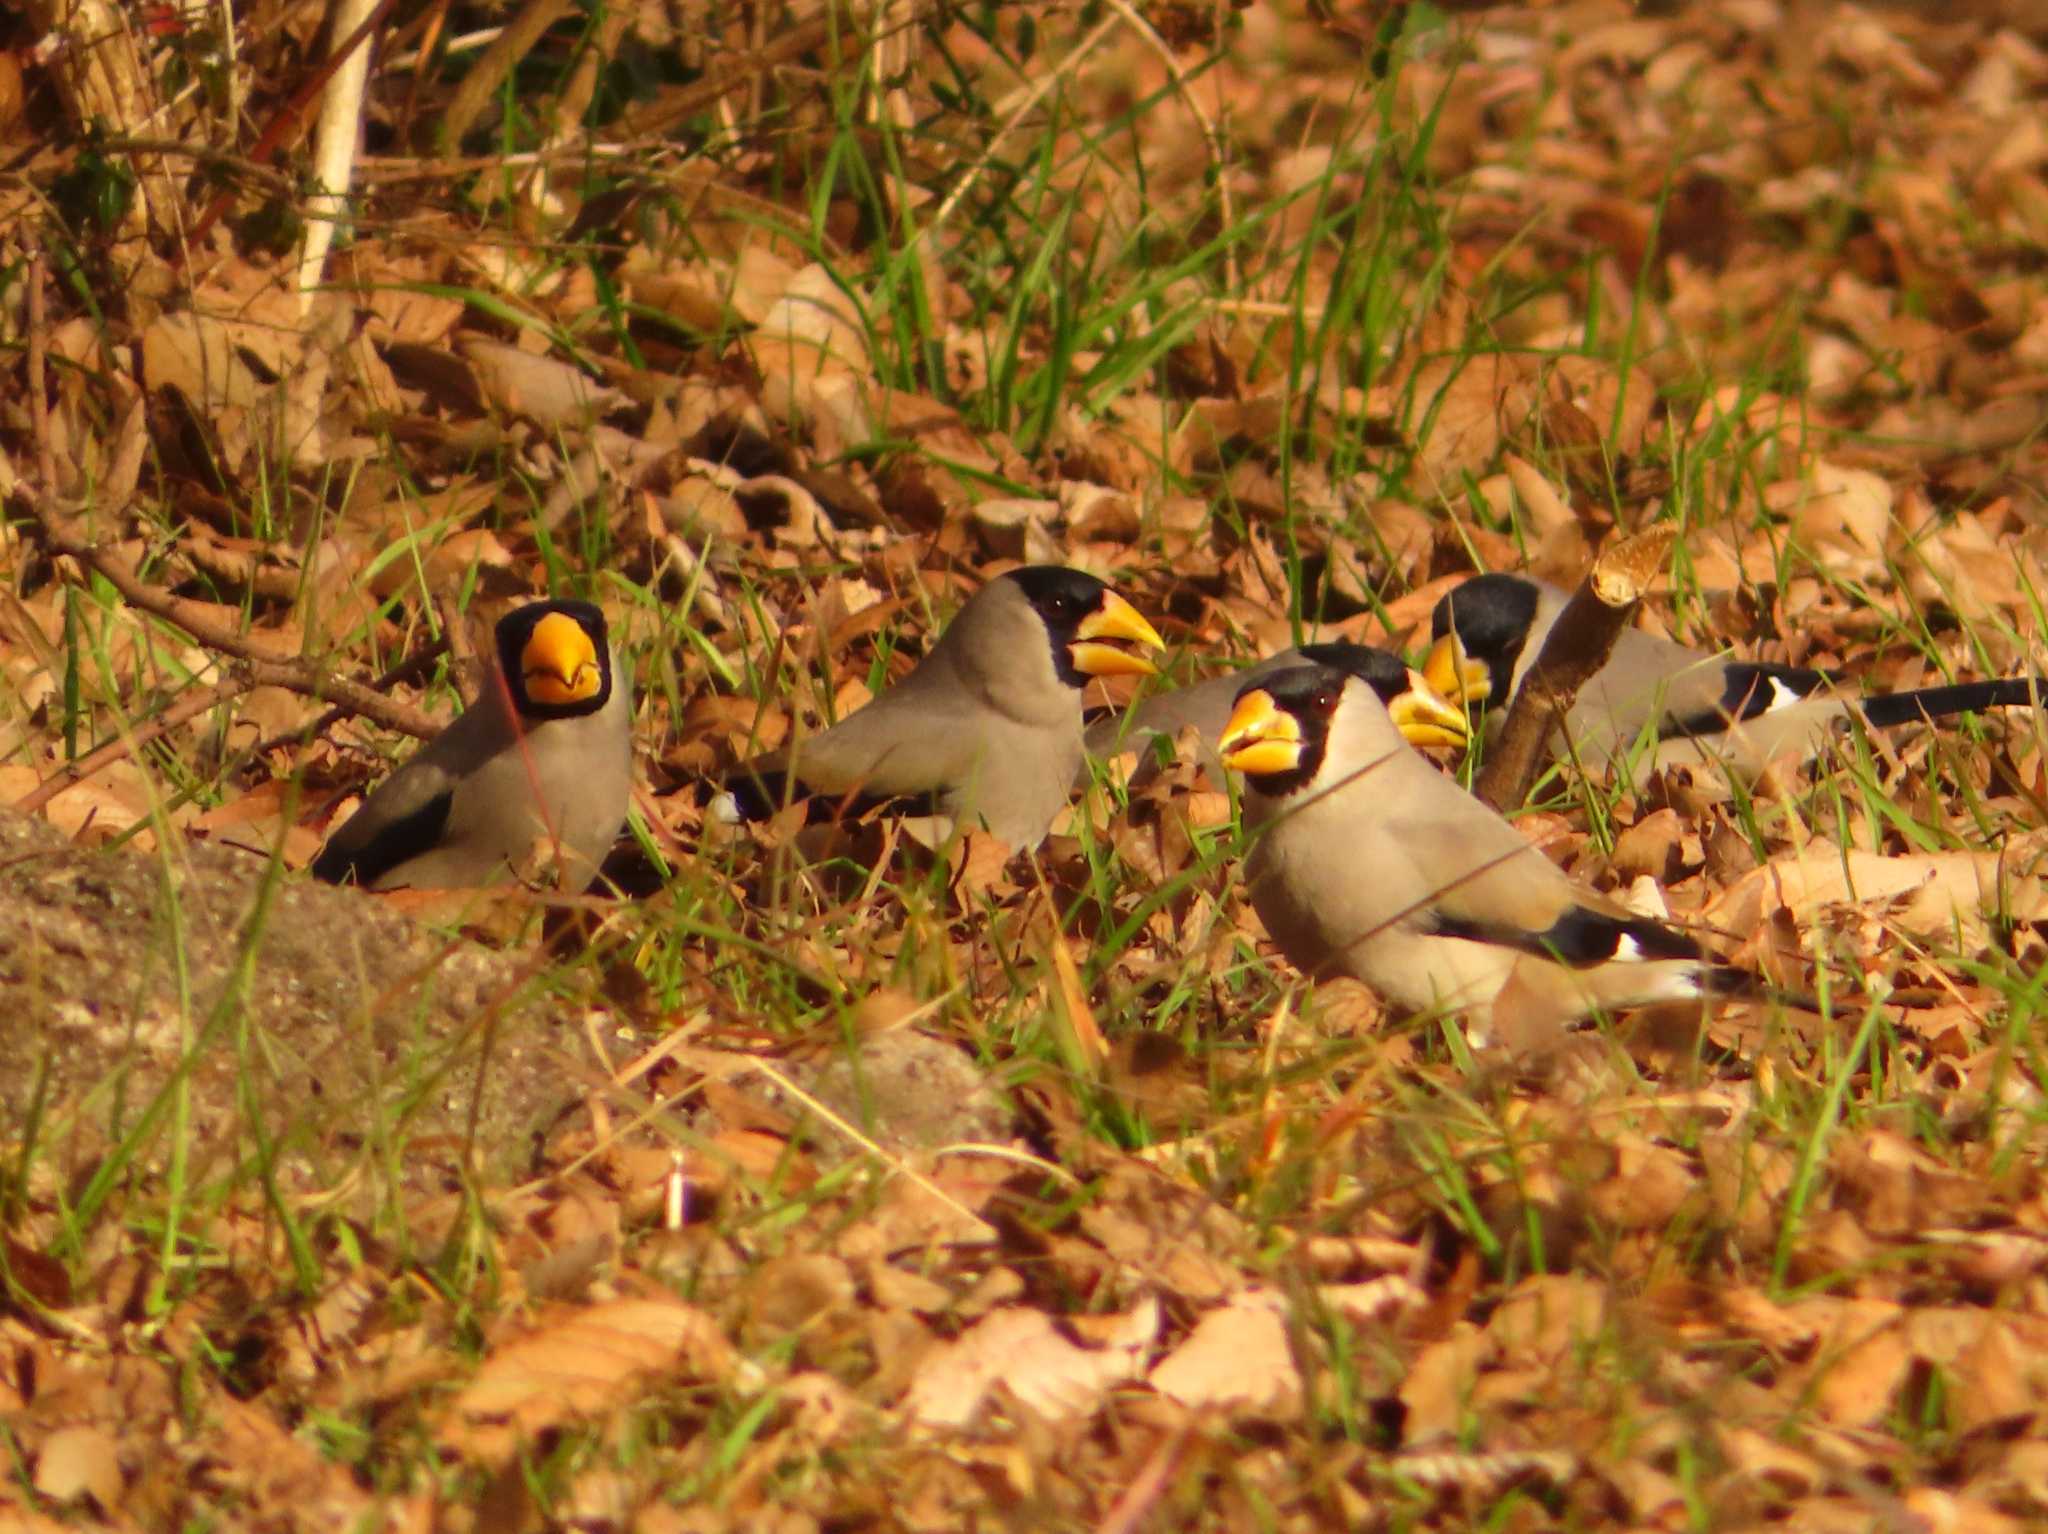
[1470,526,1677,811]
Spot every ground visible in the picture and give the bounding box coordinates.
[4,0,2048,1529]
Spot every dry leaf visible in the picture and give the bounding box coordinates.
[440,1299,740,1465]
[1149,1289,1300,1415]
[32,1424,122,1508]
[903,1298,1156,1428]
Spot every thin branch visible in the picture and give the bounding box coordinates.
[26,250,55,501]
[182,0,403,256]
[13,484,440,740]
[11,244,442,825]
[1096,0,1237,291]
[11,674,254,815]
[297,0,383,313]
[615,17,834,139]
[433,591,483,707]
[1472,526,1678,811]
[244,637,451,762]
[919,12,1123,245]
[438,0,573,153]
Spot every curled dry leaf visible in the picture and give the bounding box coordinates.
[1716,1423,1825,1498]
[458,338,625,428]
[1383,350,1543,490]
[1485,1274,1609,1363]
[1772,460,1892,582]
[1705,837,2048,954]
[1382,1448,1577,1495]
[971,497,1061,563]
[440,1297,740,1466]
[1147,1289,1299,1415]
[903,1296,1157,1429]
[32,1423,122,1509]
[0,760,183,849]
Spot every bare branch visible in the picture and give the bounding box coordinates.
[11,674,254,816]
[1472,526,1678,811]
[12,485,441,741]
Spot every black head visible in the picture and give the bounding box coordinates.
[494,600,614,720]
[1218,663,1349,798]
[1299,642,1472,750]
[1299,642,1417,708]
[1429,574,1541,706]
[1001,565,1162,687]
[1006,565,1109,642]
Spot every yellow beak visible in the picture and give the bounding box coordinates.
[1422,634,1495,708]
[1070,590,1166,678]
[1218,688,1303,777]
[1388,668,1472,749]
[521,611,603,706]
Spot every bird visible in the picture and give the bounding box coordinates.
[1083,640,1473,777]
[1217,662,1752,1046]
[721,565,1165,850]
[1424,572,2042,783]
[311,599,633,892]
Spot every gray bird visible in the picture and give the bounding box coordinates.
[1426,573,2041,783]
[725,565,1165,850]
[1084,640,1471,778]
[1218,663,1749,1043]
[312,599,633,891]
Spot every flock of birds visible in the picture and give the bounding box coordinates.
[307,565,2041,1046]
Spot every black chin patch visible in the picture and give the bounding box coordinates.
[1434,574,1539,704]
[494,599,612,721]
[1237,664,1347,799]
[1005,566,1110,690]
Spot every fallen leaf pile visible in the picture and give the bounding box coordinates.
[2,0,2048,1528]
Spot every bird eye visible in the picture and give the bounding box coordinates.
[1311,687,1335,711]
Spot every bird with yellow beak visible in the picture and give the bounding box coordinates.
[1218,661,1751,1047]
[723,565,1165,850]
[312,599,632,891]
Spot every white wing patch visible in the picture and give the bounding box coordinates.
[1763,676,1807,713]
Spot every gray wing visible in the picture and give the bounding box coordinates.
[310,701,509,886]
[764,666,992,803]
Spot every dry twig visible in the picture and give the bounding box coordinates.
[11,675,253,816]
[184,0,403,255]
[438,0,574,150]
[1471,526,1678,811]
[12,489,441,744]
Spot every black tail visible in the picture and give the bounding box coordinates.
[1858,678,2043,730]
[1700,964,1766,1000]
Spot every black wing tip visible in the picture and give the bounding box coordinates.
[714,770,782,822]
[1699,964,1765,999]
[1544,905,1699,967]
[308,846,354,885]
[1621,915,1706,964]
[308,789,454,892]
[1426,904,1700,968]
